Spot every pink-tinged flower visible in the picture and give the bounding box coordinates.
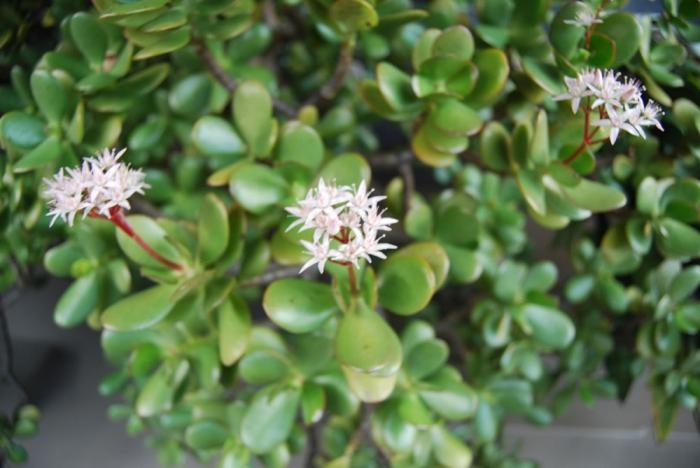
[285,190,317,232]
[557,68,664,145]
[344,180,385,214]
[43,147,148,226]
[285,178,397,273]
[332,237,365,269]
[640,100,664,131]
[299,237,333,274]
[563,8,603,28]
[555,75,588,114]
[359,231,397,263]
[363,203,398,232]
[592,107,640,145]
[589,69,623,114]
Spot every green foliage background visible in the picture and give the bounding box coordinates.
[1,0,700,466]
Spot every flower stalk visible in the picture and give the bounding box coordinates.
[555,69,664,164]
[43,148,183,272]
[92,207,182,271]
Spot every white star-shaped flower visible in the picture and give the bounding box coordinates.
[43,147,148,226]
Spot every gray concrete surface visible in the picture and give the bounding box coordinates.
[4,280,700,467]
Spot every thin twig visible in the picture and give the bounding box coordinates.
[130,196,163,218]
[192,37,297,118]
[435,323,469,365]
[262,0,295,38]
[236,265,301,288]
[368,150,413,168]
[398,157,414,214]
[304,423,320,467]
[304,39,356,109]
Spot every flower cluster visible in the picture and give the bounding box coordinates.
[555,69,664,144]
[563,8,603,28]
[286,179,397,274]
[43,148,148,226]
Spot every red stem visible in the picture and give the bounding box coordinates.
[96,208,183,271]
[347,265,358,296]
[562,102,604,165]
[584,0,609,50]
[330,227,358,296]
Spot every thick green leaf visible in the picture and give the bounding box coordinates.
[192,116,246,159]
[13,135,62,172]
[480,122,511,171]
[433,26,474,61]
[115,215,183,270]
[102,284,177,331]
[443,245,482,283]
[428,99,481,136]
[128,116,167,151]
[240,385,301,454]
[133,26,191,60]
[396,242,449,289]
[517,169,546,215]
[378,255,436,315]
[336,300,402,375]
[518,304,575,349]
[70,12,107,67]
[185,420,228,450]
[335,302,401,402]
[239,350,288,384]
[561,179,626,212]
[549,1,588,58]
[318,153,371,187]
[136,359,189,417]
[596,13,642,67]
[474,400,497,442]
[276,122,324,170]
[169,73,211,116]
[412,123,458,168]
[464,49,509,107]
[229,163,289,214]
[0,111,45,150]
[405,339,448,381]
[412,29,441,69]
[217,297,251,366]
[301,382,325,425]
[233,80,273,155]
[54,273,99,328]
[431,425,473,468]
[330,0,378,32]
[419,377,477,421]
[655,218,700,259]
[263,279,338,333]
[30,70,67,123]
[522,58,565,95]
[44,242,83,276]
[376,62,416,112]
[529,109,550,165]
[198,193,229,265]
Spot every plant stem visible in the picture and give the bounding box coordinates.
[104,208,183,271]
[347,264,358,296]
[237,266,301,287]
[562,101,603,165]
[305,38,356,109]
[398,156,414,214]
[584,0,610,49]
[192,37,297,118]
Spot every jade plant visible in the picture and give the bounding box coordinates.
[1,0,700,466]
